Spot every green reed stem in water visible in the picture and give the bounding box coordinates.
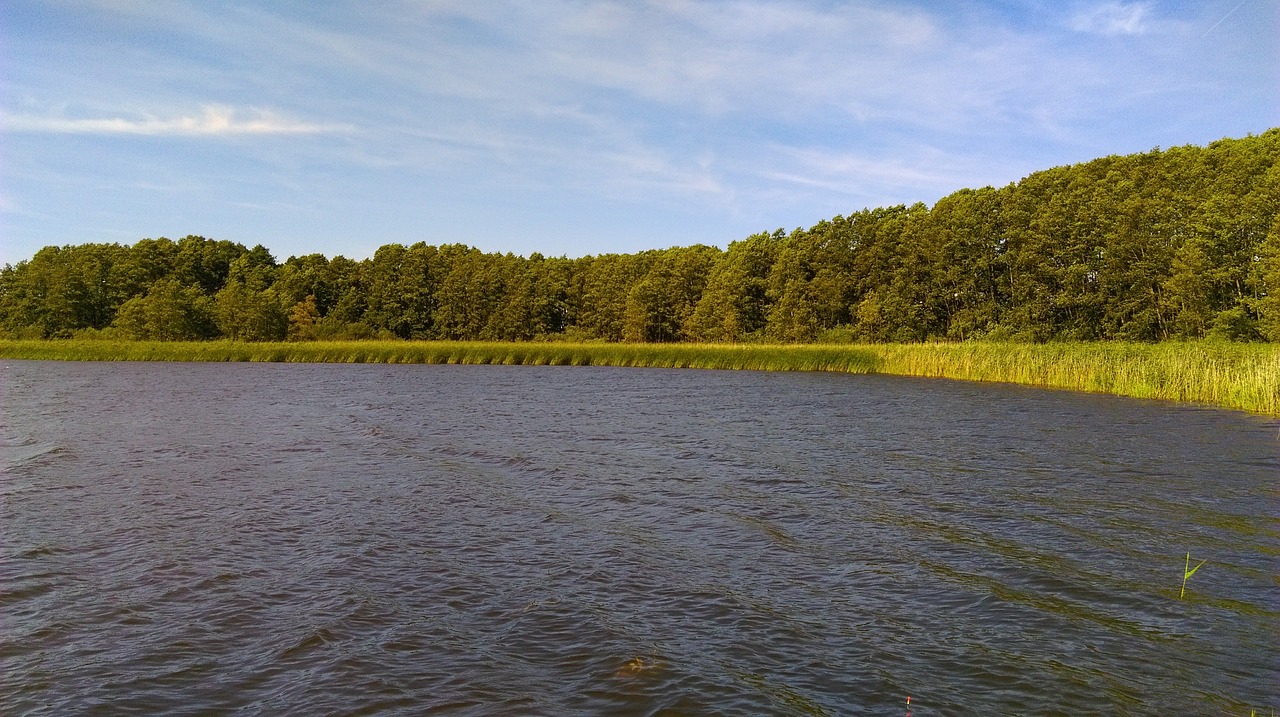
[1181,552,1206,599]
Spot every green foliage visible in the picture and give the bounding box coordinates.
[287,295,321,341]
[214,282,287,341]
[1253,216,1280,341]
[362,242,439,338]
[765,225,853,343]
[113,279,216,340]
[686,232,777,342]
[0,236,249,338]
[2,129,1276,344]
[578,252,652,341]
[1207,307,1263,342]
[314,317,380,341]
[623,245,720,342]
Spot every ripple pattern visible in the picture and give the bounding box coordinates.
[2,361,1277,715]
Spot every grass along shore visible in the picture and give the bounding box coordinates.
[1,339,1276,417]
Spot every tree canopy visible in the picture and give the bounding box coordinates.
[3,130,1277,342]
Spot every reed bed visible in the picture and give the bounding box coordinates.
[864,342,1279,417]
[0,340,882,372]
[2,339,1276,416]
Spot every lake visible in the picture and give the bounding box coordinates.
[2,361,1276,715]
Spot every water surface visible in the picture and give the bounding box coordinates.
[2,361,1277,715]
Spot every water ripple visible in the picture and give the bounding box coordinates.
[1,361,1276,715]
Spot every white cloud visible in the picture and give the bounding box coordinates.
[2,105,350,136]
[757,142,996,204]
[1071,2,1153,36]
[765,150,953,192]
[5,0,1268,265]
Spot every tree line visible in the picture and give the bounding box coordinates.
[3,129,1277,343]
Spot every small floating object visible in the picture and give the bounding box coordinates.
[617,656,660,676]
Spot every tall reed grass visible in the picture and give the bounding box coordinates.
[2,339,1276,416]
[863,342,1279,417]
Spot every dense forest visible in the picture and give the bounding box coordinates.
[3,130,1278,343]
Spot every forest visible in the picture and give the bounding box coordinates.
[2,129,1277,344]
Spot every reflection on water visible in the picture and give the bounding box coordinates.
[2,361,1277,715]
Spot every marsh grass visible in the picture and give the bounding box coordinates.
[863,341,1279,416]
[2,339,1276,416]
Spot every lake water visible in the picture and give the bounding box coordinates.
[2,360,1276,715]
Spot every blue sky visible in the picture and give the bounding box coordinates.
[2,0,1276,266]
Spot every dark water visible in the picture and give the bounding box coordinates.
[1,361,1276,716]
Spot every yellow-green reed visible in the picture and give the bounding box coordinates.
[1,339,1276,416]
[0,340,882,372]
[1181,552,1207,600]
[861,341,1279,417]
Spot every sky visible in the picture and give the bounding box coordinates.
[2,0,1276,266]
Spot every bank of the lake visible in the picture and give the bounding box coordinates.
[1,339,1276,417]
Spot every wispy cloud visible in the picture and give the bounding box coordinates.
[2,0,1270,266]
[753,141,1029,210]
[2,105,350,136]
[1071,2,1153,36]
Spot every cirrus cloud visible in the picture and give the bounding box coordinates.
[1070,2,1153,36]
[2,104,351,136]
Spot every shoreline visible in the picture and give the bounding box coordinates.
[2,339,1276,417]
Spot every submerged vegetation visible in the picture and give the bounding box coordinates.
[2,131,1279,345]
[2,339,1276,416]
